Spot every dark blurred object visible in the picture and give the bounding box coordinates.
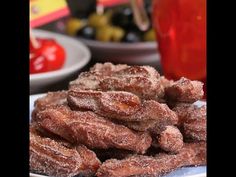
[144,0,152,20]
[76,25,96,40]
[67,0,96,18]
[38,0,96,33]
[111,6,135,29]
[121,31,141,43]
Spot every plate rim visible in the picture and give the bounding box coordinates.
[76,37,158,50]
[30,167,206,177]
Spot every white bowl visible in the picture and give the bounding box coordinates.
[77,38,160,66]
[30,30,91,93]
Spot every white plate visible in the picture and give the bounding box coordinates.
[30,30,91,93]
[29,94,206,177]
[77,38,160,66]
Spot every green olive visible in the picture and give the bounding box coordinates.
[96,26,114,42]
[88,13,109,28]
[143,29,156,41]
[111,26,125,42]
[66,18,85,36]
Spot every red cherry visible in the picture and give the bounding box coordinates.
[40,39,66,71]
[30,52,48,74]
[29,38,66,74]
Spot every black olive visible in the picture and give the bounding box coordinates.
[121,31,142,43]
[111,7,135,29]
[146,4,152,20]
[76,25,96,40]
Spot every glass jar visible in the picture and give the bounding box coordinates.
[152,0,206,93]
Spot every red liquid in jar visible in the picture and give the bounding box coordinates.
[152,0,206,94]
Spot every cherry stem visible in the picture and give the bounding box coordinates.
[30,30,40,49]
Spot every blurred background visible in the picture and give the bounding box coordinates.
[38,0,159,66]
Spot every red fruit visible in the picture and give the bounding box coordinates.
[29,38,66,74]
[30,52,48,74]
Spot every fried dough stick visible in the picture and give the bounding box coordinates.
[30,131,101,177]
[32,91,68,120]
[96,142,206,177]
[165,77,204,103]
[68,90,142,119]
[69,63,165,101]
[34,105,152,154]
[68,90,178,124]
[157,125,184,153]
[173,103,207,141]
